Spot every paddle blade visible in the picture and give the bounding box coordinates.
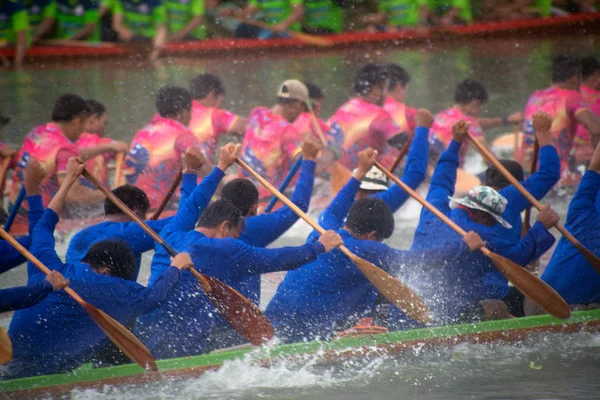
[0,327,12,365]
[348,253,432,324]
[485,251,570,319]
[82,303,158,371]
[201,275,275,346]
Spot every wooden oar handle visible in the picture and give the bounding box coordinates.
[151,169,182,220]
[390,137,412,173]
[308,110,328,147]
[374,161,468,238]
[113,152,125,188]
[0,227,86,304]
[236,158,326,235]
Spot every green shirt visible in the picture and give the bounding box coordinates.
[0,1,29,43]
[48,0,100,41]
[427,0,471,23]
[303,0,342,33]
[113,0,167,38]
[165,0,205,39]
[248,0,303,31]
[380,0,426,27]
[535,0,551,17]
[24,0,55,29]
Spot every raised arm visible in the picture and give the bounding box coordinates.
[568,141,600,217]
[0,271,68,312]
[374,109,432,212]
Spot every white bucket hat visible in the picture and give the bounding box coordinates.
[358,166,389,191]
[449,185,512,229]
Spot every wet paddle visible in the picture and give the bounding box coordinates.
[468,133,600,275]
[0,227,158,370]
[82,169,275,346]
[4,187,25,232]
[233,18,332,47]
[374,160,570,319]
[265,157,302,213]
[150,169,182,220]
[522,138,539,236]
[0,327,12,365]
[236,155,432,324]
[113,152,125,188]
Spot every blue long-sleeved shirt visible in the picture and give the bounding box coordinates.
[542,170,600,304]
[1,195,44,274]
[2,208,183,379]
[495,145,560,241]
[137,166,325,359]
[65,173,198,281]
[409,140,555,322]
[266,176,470,343]
[373,126,429,212]
[0,280,53,312]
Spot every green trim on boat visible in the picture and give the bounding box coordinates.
[2,309,600,393]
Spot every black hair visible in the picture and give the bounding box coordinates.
[551,55,581,83]
[82,240,137,281]
[304,82,324,100]
[156,86,192,118]
[85,99,106,117]
[345,198,394,240]
[104,185,150,217]
[385,63,411,90]
[354,64,387,96]
[485,160,524,190]
[581,56,600,81]
[221,178,259,216]
[454,79,489,105]
[197,199,244,230]
[51,94,91,122]
[190,73,226,100]
[277,97,303,106]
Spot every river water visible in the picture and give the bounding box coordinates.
[2,32,600,399]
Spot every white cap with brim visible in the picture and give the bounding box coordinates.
[448,185,512,229]
[358,166,389,191]
[277,80,310,106]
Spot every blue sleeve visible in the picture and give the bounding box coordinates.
[26,195,44,236]
[499,145,560,214]
[387,239,469,274]
[192,240,326,281]
[567,170,600,217]
[129,266,182,315]
[29,209,67,283]
[0,236,31,274]
[374,126,428,213]
[243,160,315,247]
[488,221,555,266]
[307,176,360,243]
[426,140,461,214]
[0,280,53,312]
[162,166,224,234]
[180,172,197,204]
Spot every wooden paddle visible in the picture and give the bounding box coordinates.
[374,160,570,319]
[113,152,125,188]
[82,170,275,346]
[233,18,332,47]
[0,327,12,365]
[0,156,11,201]
[389,137,412,174]
[236,155,432,324]
[468,133,600,275]
[0,227,158,370]
[151,169,182,220]
[4,186,25,232]
[522,138,539,236]
[265,157,302,213]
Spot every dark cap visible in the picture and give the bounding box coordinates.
[0,109,10,127]
[485,160,524,189]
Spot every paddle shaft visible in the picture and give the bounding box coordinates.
[113,152,125,188]
[390,137,412,173]
[0,156,11,199]
[467,133,599,269]
[4,187,25,232]
[522,138,539,235]
[151,169,182,220]
[264,157,302,213]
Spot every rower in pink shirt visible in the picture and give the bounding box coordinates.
[10,94,105,219]
[240,80,307,201]
[327,64,406,170]
[574,57,600,168]
[76,100,129,188]
[124,86,200,210]
[188,74,247,162]
[293,82,329,141]
[522,56,600,187]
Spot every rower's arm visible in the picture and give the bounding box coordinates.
[69,8,99,41]
[29,209,68,282]
[426,140,461,214]
[575,109,600,147]
[490,222,555,266]
[14,29,28,70]
[374,126,429,213]
[0,237,32,274]
[243,160,315,247]
[275,3,304,31]
[57,175,106,205]
[227,116,248,138]
[0,280,53,313]
[128,265,182,315]
[31,14,56,44]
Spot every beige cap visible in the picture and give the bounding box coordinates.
[277,80,310,105]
